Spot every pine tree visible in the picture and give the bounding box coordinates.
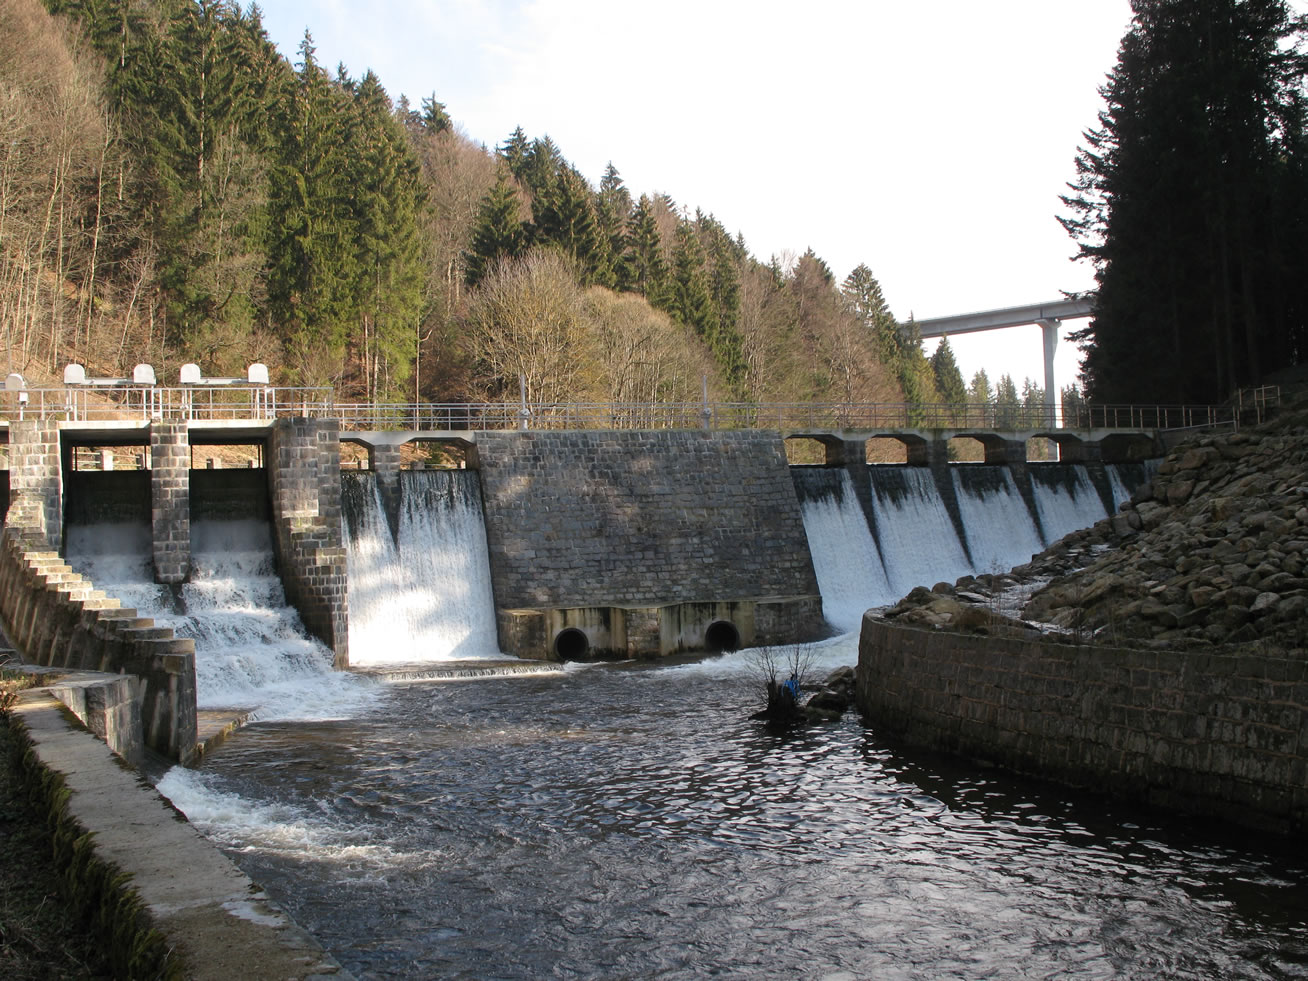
[345,69,424,401]
[266,32,359,383]
[625,194,671,307]
[596,163,633,289]
[532,165,612,287]
[1061,0,1308,402]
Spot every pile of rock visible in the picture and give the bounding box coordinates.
[1020,420,1308,650]
[874,398,1308,654]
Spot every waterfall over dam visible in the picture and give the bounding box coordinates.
[342,470,500,664]
[792,462,1151,633]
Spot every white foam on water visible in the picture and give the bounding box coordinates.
[798,472,893,633]
[65,519,377,721]
[1030,468,1111,545]
[868,468,971,596]
[344,471,502,664]
[951,468,1046,575]
[155,766,428,875]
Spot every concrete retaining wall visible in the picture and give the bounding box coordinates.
[5,691,350,979]
[856,616,1307,833]
[0,497,197,763]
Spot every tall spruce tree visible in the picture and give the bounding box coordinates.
[1062,0,1308,402]
[464,173,527,288]
[266,33,359,383]
[930,336,968,407]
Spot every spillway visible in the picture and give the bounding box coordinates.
[64,519,371,720]
[342,470,501,664]
[795,462,1152,628]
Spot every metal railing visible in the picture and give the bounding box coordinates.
[0,384,1265,436]
[0,384,333,423]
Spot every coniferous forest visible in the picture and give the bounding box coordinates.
[1062,0,1308,404]
[0,0,930,411]
[4,0,1303,416]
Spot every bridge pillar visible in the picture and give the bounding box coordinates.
[150,421,190,584]
[984,438,1028,465]
[909,440,947,467]
[1055,439,1101,464]
[1039,318,1060,424]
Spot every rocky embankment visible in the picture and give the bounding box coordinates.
[880,401,1308,655]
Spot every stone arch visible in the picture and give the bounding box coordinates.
[1098,433,1160,463]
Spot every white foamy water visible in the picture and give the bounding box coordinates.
[798,472,893,633]
[951,467,1046,575]
[1029,466,1111,548]
[868,467,971,595]
[344,471,502,664]
[155,767,427,878]
[65,520,376,721]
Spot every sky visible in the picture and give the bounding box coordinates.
[256,0,1138,397]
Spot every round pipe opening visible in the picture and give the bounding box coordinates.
[554,627,590,660]
[704,620,741,653]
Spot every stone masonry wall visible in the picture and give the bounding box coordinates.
[0,497,197,763]
[150,420,190,583]
[476,430,823,612]
[7,420,61,550]
[857,616,1307,833]
[267,418,348,667]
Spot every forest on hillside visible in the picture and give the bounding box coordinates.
[2,0,1063,424]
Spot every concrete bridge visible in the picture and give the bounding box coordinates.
[916,298,1094,416]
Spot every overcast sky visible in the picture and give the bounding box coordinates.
[257,0,1138,396]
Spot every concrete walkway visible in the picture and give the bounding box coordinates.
[11,690,353,980]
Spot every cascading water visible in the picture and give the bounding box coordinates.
[342,469,501,664]
[64,519,373,720]
[796,462,1152,627]
[952,466,1046,574]
[793,470,892,632]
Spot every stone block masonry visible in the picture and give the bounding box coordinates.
[267,418,348,667]
[857,616,1307,834]
[476,430,826,656]
[151,420,190,583]
[7,420,62,549]
[0,498,197,763]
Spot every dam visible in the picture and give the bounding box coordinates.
[2,411,1154,761]
[6,407,1308,976]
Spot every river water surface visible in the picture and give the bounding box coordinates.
[160,639,1308,981]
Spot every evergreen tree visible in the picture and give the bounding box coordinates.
[498,126,531,177]
[930,336,968,407]
[625,194,671,307]
[994,373,1021,428]
[532,165,612,287]
[464,173,527,288]
[596,163,633,289]
[345,69,424,401]
[669,221,718,341]
[1061,0,1308,402]
[266,33,359,383]
[969,369,993,414]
